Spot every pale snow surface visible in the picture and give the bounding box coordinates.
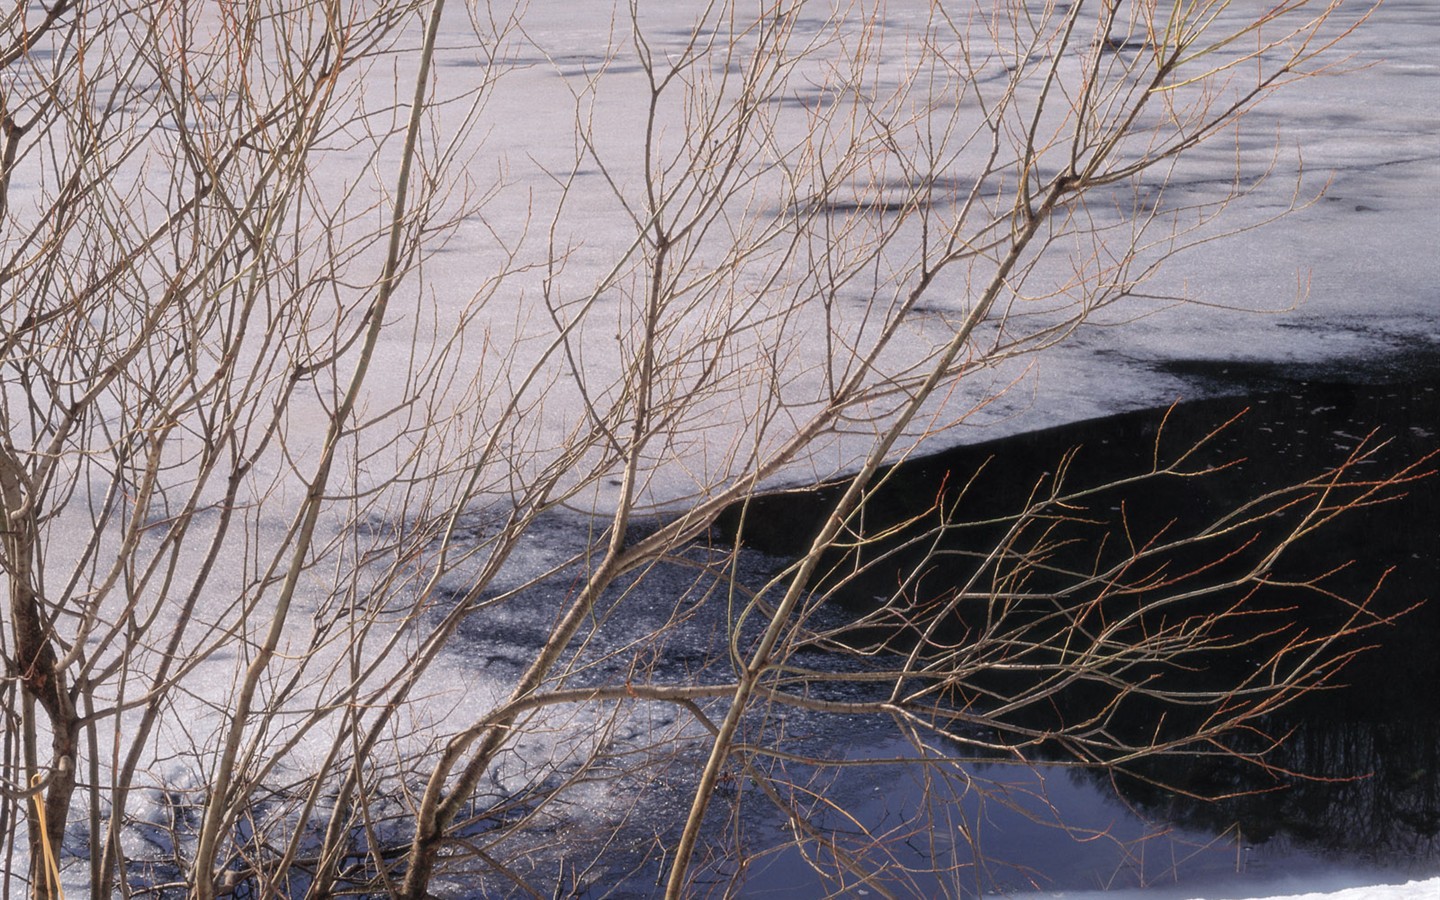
[490,0,1439,433]
[411,0,1440,508]
[1010,876,1440,900]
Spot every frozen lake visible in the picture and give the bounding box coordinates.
[429,0,1440,492]
[1,0,1435,897]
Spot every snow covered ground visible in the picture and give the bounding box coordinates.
[1014,876,1440,900]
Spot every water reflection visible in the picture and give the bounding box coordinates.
[722,367,1439,894]
[1103,716,1440,867]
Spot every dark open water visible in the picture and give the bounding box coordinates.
[716,358,1439,897]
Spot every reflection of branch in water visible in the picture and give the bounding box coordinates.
[720,374,1439,879]
[1102,715,1440,864]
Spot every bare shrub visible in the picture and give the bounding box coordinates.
[0,1,1412,898]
